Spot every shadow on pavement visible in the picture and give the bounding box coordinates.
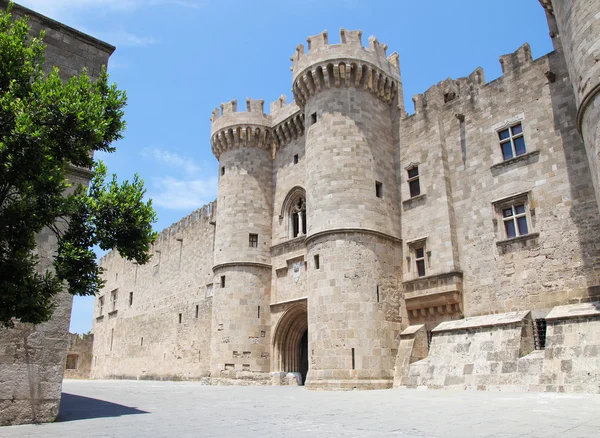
[56,393,148,422]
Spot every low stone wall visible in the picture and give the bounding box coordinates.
[64,333,93,379]
[394,303,600,393]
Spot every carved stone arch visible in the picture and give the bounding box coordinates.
[280,186,307,239]
[272,302,308,384]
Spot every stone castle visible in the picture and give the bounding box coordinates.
[93,0,600,392]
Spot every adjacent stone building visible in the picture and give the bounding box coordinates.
[94,0,600,392]
[0,2,115,426]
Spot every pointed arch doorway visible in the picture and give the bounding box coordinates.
[272,302,308,385]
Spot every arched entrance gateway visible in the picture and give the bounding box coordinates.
[272,303,308,385]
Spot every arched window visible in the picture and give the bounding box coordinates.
[280,187,307,239]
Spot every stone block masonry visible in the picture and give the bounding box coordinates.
[91,0,600,395]
[0,1,115,426]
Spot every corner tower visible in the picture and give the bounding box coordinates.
[541,0,600,212]
[292,29,404,389]
[209,99,273,381]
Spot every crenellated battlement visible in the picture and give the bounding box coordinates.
[409,43,538,117]
[290,28,401,109]
[210,98,273,160]
[99,201,217,267]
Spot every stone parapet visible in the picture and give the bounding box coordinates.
[291,29,401,109]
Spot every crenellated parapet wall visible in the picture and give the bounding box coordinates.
[291,29,402,109]
[409,43,537,117]
[210,99,273,160]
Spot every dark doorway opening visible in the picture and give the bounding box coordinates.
[299,330,308,385]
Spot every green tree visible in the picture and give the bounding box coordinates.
[0,2,157,326]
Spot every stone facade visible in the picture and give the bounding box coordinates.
[93,1,600,392]
[64,333,93,379]
[0,2,115,426]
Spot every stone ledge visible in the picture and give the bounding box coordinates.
[95,315,104,322]
[400,324,425,337]
[402,193,427,206]
[490,150,540,171]
[546,302,600,321]
[496,232,540,247]
[432,310,530,333]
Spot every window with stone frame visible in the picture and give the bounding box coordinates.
[407,237,428,278]
[493,191,534,241]
[110,289,118,312]
[407,166,421,198]
[414,246,426,277]
[249,233,258,248]
[98,296,105,316]
[498,122,526,161]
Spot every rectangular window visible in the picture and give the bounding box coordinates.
[258,305,261,319]
[375,181,383,198]
[294,154,299,164]
[415,247,426,277]
[98,296,105,315]
[221,166,225,176]
[351,348,355,370]
[129,292,133,307]
[407,167,421,198]
[110,289,118,312]
[220,276,226,288]
[502,203,529,239]
[141,337,144,347]
[195,305,199,318]
[314,254,320,270]
[376,285,382,303]
[311,112,317,124]
[178,313,182,324]
[498,122,526,160]
[206,284,214,298]
[249,233,258,248]
[66,354,78,370]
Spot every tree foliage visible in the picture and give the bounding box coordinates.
[0,3,157,326]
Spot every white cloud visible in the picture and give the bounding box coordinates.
[151,176,218,210]
[142,148,200,175]
[141,148,217,210]
[93,29,158,47]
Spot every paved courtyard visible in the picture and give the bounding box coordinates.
[2,380,600,437]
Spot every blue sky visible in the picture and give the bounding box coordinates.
[18,0,554,333]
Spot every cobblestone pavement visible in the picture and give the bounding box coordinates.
[2,380,600,437]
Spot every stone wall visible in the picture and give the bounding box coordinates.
[400,42,600,321]
[64,333,93,379]
[395,303,600,393]
[92,204,216,380]
[0,2,114,426]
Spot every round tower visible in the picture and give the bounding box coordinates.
[292,29,404,389]
[541,0,600,212]
[209,98,273,381]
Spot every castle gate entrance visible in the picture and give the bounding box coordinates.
[272,302,308,385]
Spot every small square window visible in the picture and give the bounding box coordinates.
[498,122,526,161]
[407,166,421,198]
[249,233,258,248]
[314,254,320,270]
[375,181,383,198]
[311,112,317,124]
[221,166,225,176]
[220,276,226,288]
[294,154,299,164]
